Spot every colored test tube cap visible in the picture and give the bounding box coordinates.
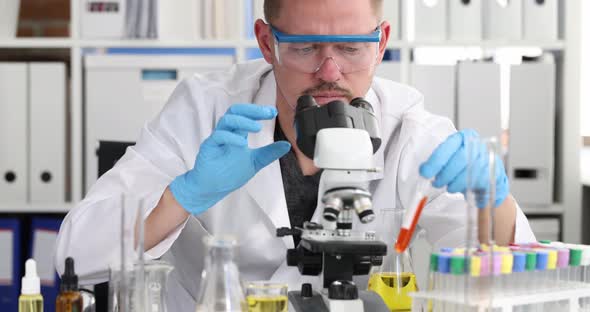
[526,252,537,271]
[438,254,451,273]
[470,255,482,277]
[430,253,439,272]
[513,252,526,273]
[536,251,548,270]
[501,253,514,274]
[570,248,583,266]
[451,256,465,275]
[557,249,570,268]
[547,250,557,270]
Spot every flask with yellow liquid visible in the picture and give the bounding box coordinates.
[246,281,288,312]
[368,208,418,312]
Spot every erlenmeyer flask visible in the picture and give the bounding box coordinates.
[368,208,418,311]
[144,260,173,312]
[195,236,247,312]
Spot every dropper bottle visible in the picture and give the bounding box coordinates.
[56,257,83,312]
[19,259,43,312]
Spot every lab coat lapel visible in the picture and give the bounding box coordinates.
[244,70,294,249]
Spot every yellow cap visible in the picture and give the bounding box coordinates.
[453,248,466,255]
[480,244,490,251]
[471,256,481,277]
[495,246,510,253]
[501,253,514,274]
[547,249,557,270]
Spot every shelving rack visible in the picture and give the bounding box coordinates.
[0,1,582,243]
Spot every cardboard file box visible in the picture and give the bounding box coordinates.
[483,0,522,40]
[456,62,502,137]
[508,60,555,206]
[414,0,447,41]
[523,0,559,41]
[80,0,126,39]
[29,63,67,204]
[410,64,456,123]
[448,0,482,41]
[84,54,234,190]
[0,63,28,203]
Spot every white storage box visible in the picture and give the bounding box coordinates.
[84,54,234,190]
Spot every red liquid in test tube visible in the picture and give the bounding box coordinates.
[395,196,428,253]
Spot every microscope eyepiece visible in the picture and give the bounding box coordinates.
[296,95,319,113]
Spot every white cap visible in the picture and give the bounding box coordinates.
[21,259,40,295]
[582,246,590,266]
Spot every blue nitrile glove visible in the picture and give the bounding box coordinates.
[419,129,509,208]
[169,104,291,215]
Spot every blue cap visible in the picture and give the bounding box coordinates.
[438,254,451,274]
[513,252,526,273]
[536,251,548,271]
[440,248,454,253]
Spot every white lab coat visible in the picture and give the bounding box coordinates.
[55,59,535,312]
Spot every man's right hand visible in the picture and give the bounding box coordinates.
[169,104,291,215]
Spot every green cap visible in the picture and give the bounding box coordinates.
[570,248,583,266]
[539,240,552,244]
[526,252,537,271]
[430,254,439,272]
[451,256,465,275]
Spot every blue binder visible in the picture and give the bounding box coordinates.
[0,218,21,312]
[29,217,63,312]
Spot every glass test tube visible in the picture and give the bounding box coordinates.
[437,254,451,311]
[500,252,513,296]
[512,252,526,296]
[450,255,465,310]
[570,248,583,286]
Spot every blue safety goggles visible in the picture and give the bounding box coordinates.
[270,25,382,74]
[270,26,382,43]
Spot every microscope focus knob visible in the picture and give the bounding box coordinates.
[286,247,322,275]
[328,280,359,300]
[301,283,313,298]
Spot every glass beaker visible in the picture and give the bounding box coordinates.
[245,281,288,312]
[144,260,174,312]
[195,236,247,312]
[368,208,418,311]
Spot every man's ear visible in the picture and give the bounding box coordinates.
[377,21,391,65]
[254,19,274,64]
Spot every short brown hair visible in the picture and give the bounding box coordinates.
[263,0,383,24]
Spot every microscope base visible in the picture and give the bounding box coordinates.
[287,290,389,312]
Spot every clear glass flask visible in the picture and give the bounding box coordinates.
[195,236,247,312]
[368,208,418,311]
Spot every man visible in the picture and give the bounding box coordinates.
[55,0,535,311]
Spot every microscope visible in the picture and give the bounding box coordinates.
[276,95,390,312]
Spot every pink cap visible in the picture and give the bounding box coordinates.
[493,254,502,276]
[557,249,570,268]
[480,253,490,276]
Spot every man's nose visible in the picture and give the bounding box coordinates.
[314,57,342,82]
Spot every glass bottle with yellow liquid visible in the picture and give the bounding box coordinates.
[368,208,418,312]
[246,281,288,312]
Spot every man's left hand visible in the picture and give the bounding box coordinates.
[419,129,509,208]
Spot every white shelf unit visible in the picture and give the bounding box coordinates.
[0,1,583,243]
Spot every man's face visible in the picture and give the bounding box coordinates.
[256,0,390,109]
